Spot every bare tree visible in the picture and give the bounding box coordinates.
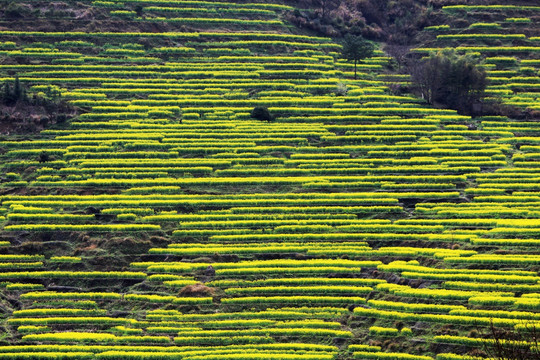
[479,320,540,360]
[312,0,340,18]
[409,53,443,104]
[384,43,411,71]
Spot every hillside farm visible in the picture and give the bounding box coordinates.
[0,0,539,359]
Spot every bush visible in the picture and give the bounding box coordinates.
[250,106,274,122]
[4,3,33,19]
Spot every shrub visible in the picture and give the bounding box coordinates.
[250,106,274,122]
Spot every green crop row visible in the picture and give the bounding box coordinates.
[448,308,540,321]
[414,46,540,53]
[139,17,284,26]
[145,308,348,322]
[222,296,365,306]
[437,34,526,40]
[444,281,540,292]
[0,352,93,359]
[0,255,44,262]
[13,309,107,317]
[124,294,212,304]
[368,327,399,336]
[22,332,169,344]
[21,291,122,300]
[204,233,472,243]
[223,286,372,296]
[145,213,355,222]
[444,254,540,264]
[6,214,96,223]
[378,261,534,276]
[206,277,383,288]
[115,0,294,11]
[0,31,327,42]
[0,342,337,353]
[377,283,512,300]
[4,225,160,231]
[354,308,528,327]
[0,271,146,279]
[0,263,43,269]
[401,271,539,284]
[6,283,45,291]
[9,317,131,326]
[367,300,466,314]
[143,6,275,16]
[171,328,351,338]
[442,5,540,11]
[29,69,259,79]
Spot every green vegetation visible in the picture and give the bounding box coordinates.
[341,35,375,80]
[410,50,487,114]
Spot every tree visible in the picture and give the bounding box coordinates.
[1,76,30,106]
[410,49,486,114]
[1,78,19,106]
[341,35,375,79]
[13,76,21,100]
[2,81,10,103]
[384,43,411,71]
[478,320,540,360]
[312,0,340,18]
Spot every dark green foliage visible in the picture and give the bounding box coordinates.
[1,78,64,108]
[1,77,26,106]
[38,151,51,163]
[341,35,375,79]
[4,2,33,19]
[134,5,143,16]
[251,106,274,122]
[410,49,487,115]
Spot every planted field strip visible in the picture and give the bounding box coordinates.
[414,4,539,112]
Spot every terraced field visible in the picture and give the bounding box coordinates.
[0,0,539,359]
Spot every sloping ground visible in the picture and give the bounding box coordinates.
[414,3,540,113]
[0,1,538,360]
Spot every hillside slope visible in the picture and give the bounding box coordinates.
[0,1,539,360]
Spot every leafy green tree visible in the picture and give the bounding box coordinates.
[13,76,21,99]
[341,35,375,79]
[411,49,486,114]
[1,76,28,106]
[2,81,10,103]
